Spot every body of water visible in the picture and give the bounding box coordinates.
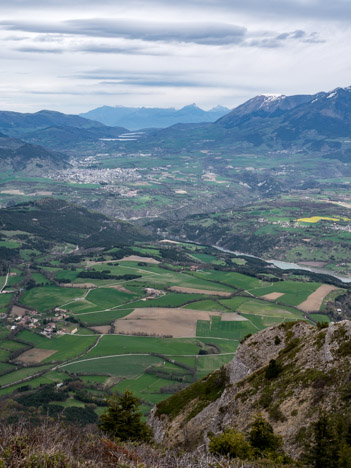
[213,246,351,284]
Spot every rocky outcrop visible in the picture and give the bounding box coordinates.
[148,320,351,460]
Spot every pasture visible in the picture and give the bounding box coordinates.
[237,298,302,318]
[249,280,322,306]
[21,286,82,312]
[82,335,202,358]
[61,354,163,378]
[16,329,97,361]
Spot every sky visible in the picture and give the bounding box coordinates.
[0,0,350,114]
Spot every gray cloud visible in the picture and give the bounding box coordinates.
[28,89,157,96]
[0,18,247,45]
[0,18,321,50]
[15,46,62,53]
[2,0,351,22]
[70,70,216,87]
[77,44,168,56]
[246,30,324,48]
[100,79,211,87]
[0,0,348,114]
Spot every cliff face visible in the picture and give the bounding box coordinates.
[148,320,351,459]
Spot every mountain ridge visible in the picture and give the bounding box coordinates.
[79,104,230,129]
[149,320,351,462]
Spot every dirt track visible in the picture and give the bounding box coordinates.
[63,283,97,289]
[91,325,111,334]
[120,256,160,264]
[107,285,133,293]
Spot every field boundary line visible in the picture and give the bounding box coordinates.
[57,352,236,368]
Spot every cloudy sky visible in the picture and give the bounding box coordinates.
[0,0,350,113]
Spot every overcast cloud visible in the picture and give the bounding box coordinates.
[0,0,350,113]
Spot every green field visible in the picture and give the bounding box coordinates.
[61,354,163,378]
[237,298,303,318]
[0,364,53,387]
[73,309,132,326]
[0,293,13,312]
[132,292,205,308]
[192,270,261,290]
[81,335,201,358]
[249,281,322,306]
[196,316,256,340]
[0,221,346,417]
[184,299,228,312]
[310,313,331,323]
[16,330,97,361]
[21,286,83,312]
[220,296,252,309]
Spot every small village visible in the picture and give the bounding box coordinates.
[5,305,76,338]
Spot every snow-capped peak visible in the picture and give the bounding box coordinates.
[262,94,285,99]
[258,94,286,109]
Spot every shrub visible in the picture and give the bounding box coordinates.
[274,335,281,345]
[265,359,282,380]
[248,414,282,452]
[209,428,253,460]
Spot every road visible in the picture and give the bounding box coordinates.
[0,269,9,294]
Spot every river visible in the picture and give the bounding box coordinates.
[213,246,351,284]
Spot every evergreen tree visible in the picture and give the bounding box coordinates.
[305,413,340,468]
[98,390,152,442]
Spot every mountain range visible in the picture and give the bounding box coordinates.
[79,104,230,129]
[0,85,351,166]
[144,86,351,160]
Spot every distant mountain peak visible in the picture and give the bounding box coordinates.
[179,103,201,110]
[210,105,230,112]
[79,103,230,129]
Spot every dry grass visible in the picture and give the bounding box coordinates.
[119,255,160,264]
[0,419,261,467]
[115,307,221,337]
[297,285,340,312]
[16,348,57,364]
[169,286,232,297]
[260,292,285,301]
[63,283,97,289]
[10,305,31,317]
[114,307,246,337]
[107,284,133,293]
[221,313,248,322]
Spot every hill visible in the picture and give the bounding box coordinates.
[143,86,351,161]
[149,320,351,462]
[148,197,351,276]
[79,104,230,129]
[0,110,128,150]
[0,134,69,174]
[215,86,351,158]
[0,197,150,251]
